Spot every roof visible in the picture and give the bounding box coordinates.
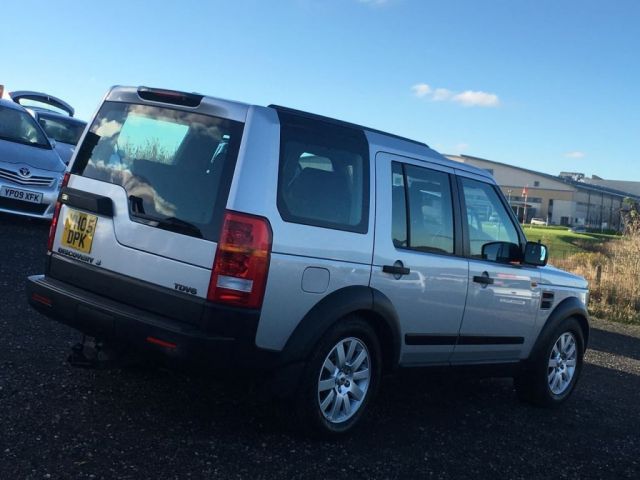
[0,98,27,111]
[269,105,493,180]
[103,87,492,181]
[33,110,87,125]
[583,178,640,197]
[269,104,428,148]
[449,154,640,200]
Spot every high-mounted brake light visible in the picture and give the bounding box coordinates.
[207,211,272,309]
[137,86,203,107]
[47,172,70,252]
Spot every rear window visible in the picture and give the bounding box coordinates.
[38,114,86,145]
[276,113,369,233]
[72,101,244,241]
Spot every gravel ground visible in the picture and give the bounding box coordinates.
[1,213,639,479]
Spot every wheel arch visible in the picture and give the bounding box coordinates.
[529,296,590,362]
[279,285,401,372]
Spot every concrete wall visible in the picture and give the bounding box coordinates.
[553,200,575,225]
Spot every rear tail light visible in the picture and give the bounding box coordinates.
[207,211,272,309]
[47,172,70,252]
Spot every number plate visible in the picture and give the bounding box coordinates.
[0,186,43,204]
[61,209,98,254]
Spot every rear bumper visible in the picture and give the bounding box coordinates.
[26,274,278,370]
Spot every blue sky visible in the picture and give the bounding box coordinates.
[2,0,639,180]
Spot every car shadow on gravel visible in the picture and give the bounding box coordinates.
[69,362,520,438]
[4,330,640,480]
[589,327,640,361]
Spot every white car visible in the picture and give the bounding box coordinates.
[530,218,548,226]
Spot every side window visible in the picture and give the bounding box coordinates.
[277,116,369,233]
[460,178,520,258]
[391,162,455,255]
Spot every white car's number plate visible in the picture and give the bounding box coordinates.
[0,186,43,204]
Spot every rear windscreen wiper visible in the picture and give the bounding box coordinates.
[156,217,203,238]
[129,205,203,239]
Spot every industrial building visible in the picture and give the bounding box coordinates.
[446,154,640,231]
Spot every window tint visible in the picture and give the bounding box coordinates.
[460,178,520,258]
[277,115,369,233]
[391,162,454,255]
[72,101,243,241]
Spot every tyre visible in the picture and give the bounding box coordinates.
[515,317,585,407]
[295,316,382,436]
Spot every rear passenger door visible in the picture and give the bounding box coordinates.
[451,174,541,364]
[370,153,469,365]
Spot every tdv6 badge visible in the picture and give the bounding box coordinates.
[174,283,197,295]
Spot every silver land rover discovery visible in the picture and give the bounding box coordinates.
[27,86,590,436]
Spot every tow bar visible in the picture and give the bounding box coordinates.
[67,336,135,369]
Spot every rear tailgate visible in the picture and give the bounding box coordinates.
[49,87,248,303]
[10,90,75,116]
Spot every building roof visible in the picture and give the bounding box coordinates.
[447,154,640,200]
[582,178,640,197]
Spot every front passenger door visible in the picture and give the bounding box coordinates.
[452,174,541,364]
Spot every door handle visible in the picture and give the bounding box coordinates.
[473,272,494,285]
[382,264,410,276]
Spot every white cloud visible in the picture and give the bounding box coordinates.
[452,90,500,107]
[95,119,122,138]
[411,83,500,107]
[411,83,432,98]
[453,143,469,153]
[564,151,585,159]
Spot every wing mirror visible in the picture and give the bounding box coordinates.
[481,241,548,266]
[523,241,548,266]
[481,242,522,263]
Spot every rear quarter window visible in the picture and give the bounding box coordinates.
[276,113,369,233]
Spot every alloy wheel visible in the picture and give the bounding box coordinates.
[547,332,578,395]
[317,337,371,423]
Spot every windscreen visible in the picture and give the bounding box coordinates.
[72,101,244,241]
[38,114,86,145]
[0,105,50,148]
